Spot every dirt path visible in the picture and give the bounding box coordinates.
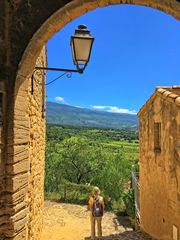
[41,201,152,240]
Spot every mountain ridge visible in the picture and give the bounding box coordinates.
[46,101,138,130]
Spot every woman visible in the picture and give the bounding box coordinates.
[89,186,105,240]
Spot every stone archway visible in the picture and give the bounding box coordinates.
[16,0,180,89]
[1,0,180,239]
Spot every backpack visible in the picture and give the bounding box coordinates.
[92,196,103,217]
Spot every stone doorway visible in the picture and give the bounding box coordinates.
[1,0,180,239]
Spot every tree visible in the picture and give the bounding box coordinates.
[93,153,131,201]
[45,142,62,192]
[57,137,105,184]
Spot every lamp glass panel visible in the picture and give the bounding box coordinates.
[73,38,93,64]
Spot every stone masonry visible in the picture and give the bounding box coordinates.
[0,47,46,240]
[26,48,46,240]
[0,0,180,239]
[138,87,180,240]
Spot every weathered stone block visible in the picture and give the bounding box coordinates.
[6,173,28,192]
[175,97,180,106]
[12,135,29,145]
[7,145,28,164]
[96,0,110,7]
[5,217,27,237]
[12,229,27,240]
[10,208,27,222]
[6,158,29,175]
[0,215,8,226]
[5,187,27,204]
[0,161,5,177]
[0,176,5,193]
[5,202,27,217]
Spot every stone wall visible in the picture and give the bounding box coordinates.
[26,47,46,240]
[138,87,180,240]
[0,72,6,238]
[0,47,46,240]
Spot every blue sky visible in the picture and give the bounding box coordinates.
[46,4,180,114]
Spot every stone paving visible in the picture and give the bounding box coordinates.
[85,230,153,240]
[41,202,154,240]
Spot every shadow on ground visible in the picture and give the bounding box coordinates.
[114,216,133,230]
[84,230,153,240]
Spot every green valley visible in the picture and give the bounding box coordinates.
[45,124,139,215]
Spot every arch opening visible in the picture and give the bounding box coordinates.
[2,1,180,240]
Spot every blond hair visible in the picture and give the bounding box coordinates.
[93,186,100,194]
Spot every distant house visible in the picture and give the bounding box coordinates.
[138,86,180,240]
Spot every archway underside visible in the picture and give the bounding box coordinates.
[0,0,180,239]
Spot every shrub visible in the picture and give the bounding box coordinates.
[123,188,135,218]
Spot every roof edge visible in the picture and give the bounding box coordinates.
[138,86,180,117]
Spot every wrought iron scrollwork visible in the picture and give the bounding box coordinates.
[31,66,82,94]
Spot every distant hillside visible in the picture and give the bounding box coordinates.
[46,102,138,130]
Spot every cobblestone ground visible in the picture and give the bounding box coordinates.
[84,231,153,240]
[41,201,153,240]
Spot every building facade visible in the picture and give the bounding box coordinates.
[138,86,180,240]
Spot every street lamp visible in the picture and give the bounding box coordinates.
[33,24,94,78]
[31,24,94,102]
[31,25,94,94]
[71,25,94,72]
[29,24,94,116]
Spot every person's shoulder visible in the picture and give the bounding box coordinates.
[99,196,104,201]
[89,196,94,201]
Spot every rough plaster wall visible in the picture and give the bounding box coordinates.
[139,95,180,240]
